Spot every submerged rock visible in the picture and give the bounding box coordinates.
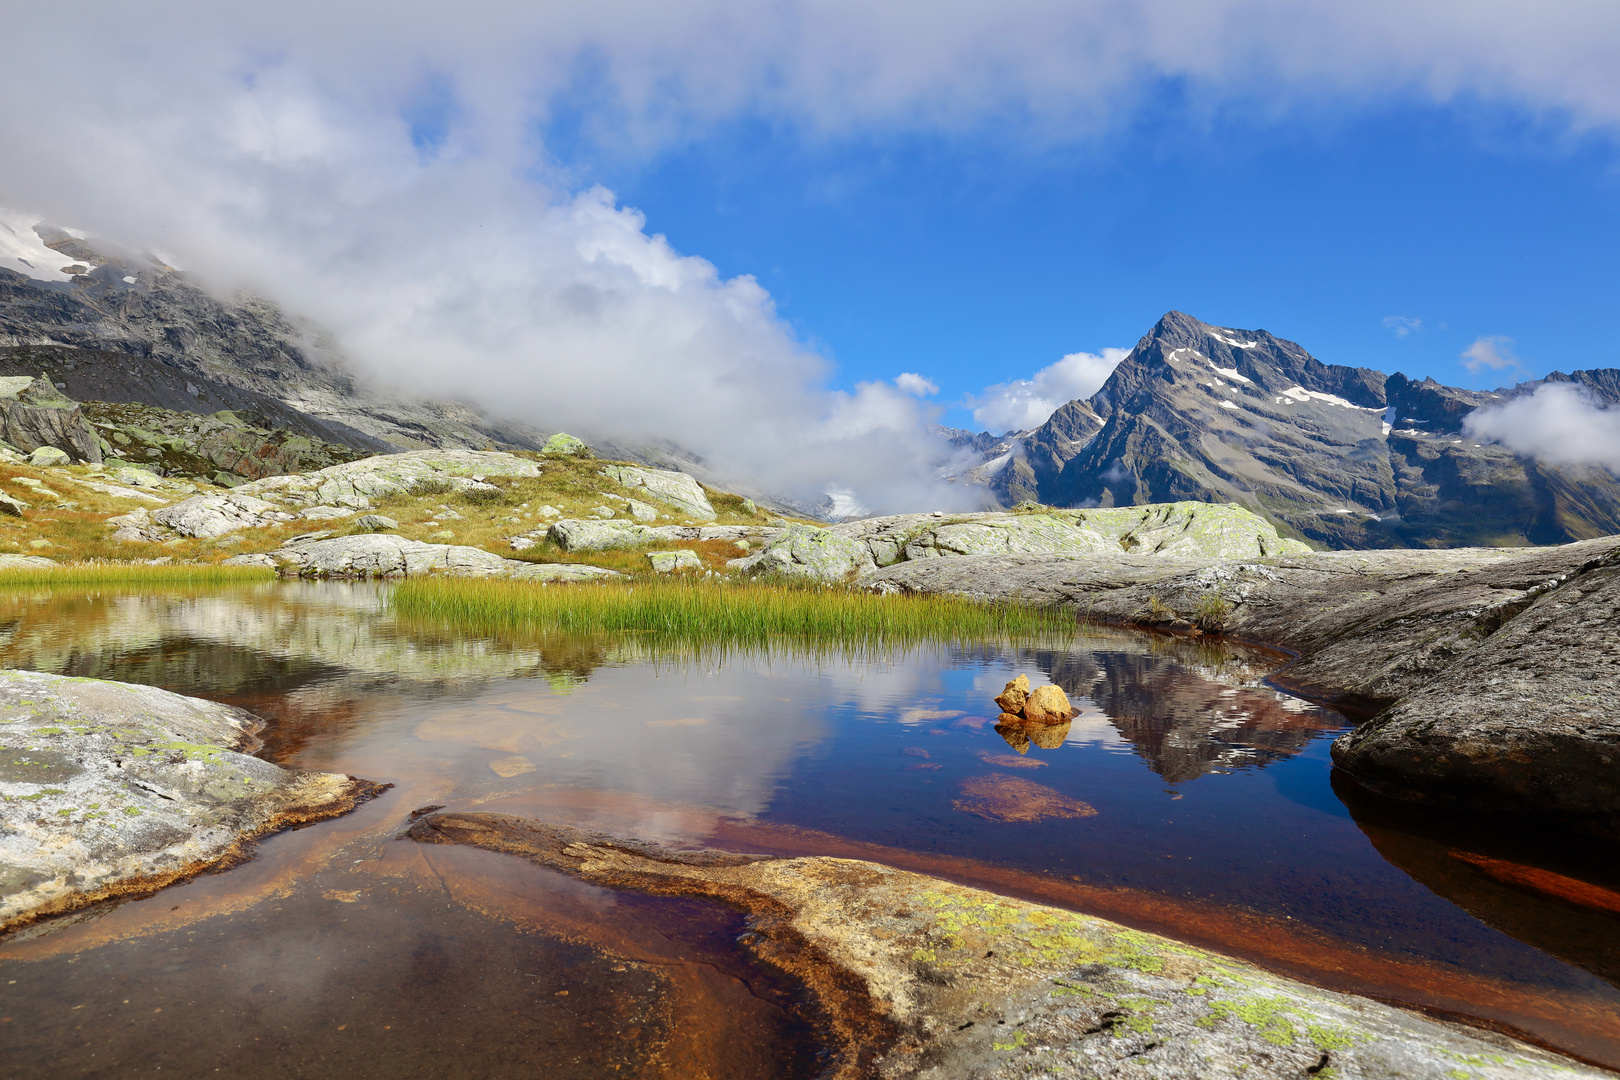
[0,670,381,935]
[953,772,1097,822]
[408,813,1604,1080]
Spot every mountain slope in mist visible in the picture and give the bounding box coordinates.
[950,311,1620,548]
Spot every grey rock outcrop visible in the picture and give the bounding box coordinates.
[151,492,295,538]
[544,518,783,552]
[237,448,538,511]
[271,534,515,578]
[0,375,100,464]
[599,464,716,521]
[0,670,378,934]
[507,562,626,582]
[730,503,1308,581]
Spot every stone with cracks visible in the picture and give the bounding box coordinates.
[271,534,513,578]
[727,523,876,580]
[0,376,101,465]
[994,675,1030,714]
[234,449,540,511]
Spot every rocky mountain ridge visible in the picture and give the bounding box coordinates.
[948,311,1620,548]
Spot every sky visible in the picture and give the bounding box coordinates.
[1,1,1618,505]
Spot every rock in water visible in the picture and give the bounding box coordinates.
[994,674,1030,714]
[1023,683,1075,723]
[0,670,381,933]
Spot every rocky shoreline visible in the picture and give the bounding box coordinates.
[859,536,1620,842]
[409,812,1611,1080]
[0,670,384,936]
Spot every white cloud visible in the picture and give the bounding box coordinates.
[1382,315,1421,338]
[895,372,939,397]
[969,348,1129,433]
[1460,335,1523,375]
[1464,383,1620,470]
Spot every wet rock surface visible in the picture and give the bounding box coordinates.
[0,670,381,934]
[863,536,1620,839]
[409,813,1608,1080]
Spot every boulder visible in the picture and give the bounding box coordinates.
[727,524,876,580]
[0,670,378,933]
[1077,501,1313,558]
[1023,683,1075,723]
[26,445,70,467]
[549,519,662,551]
[0,375,101,464]
[541,432,589,456]
[624,497,659,522]
[994,674,1030,714]
[272,534,513,578]
[152,492,295,538]
[647,549,701,573]
[903,515,1116,560]
[600,464,716,521]
[0,491,27,516]
[0,554,54,570]
[352,514,399,532]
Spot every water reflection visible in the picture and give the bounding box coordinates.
[2,582,1619,1071]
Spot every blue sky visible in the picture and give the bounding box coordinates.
[571,92,1620,431]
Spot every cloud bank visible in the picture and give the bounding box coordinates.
[1464,383,1620,470]
[2,1,1618,507]
[970,349,1130,433]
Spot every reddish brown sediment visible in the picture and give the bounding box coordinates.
[698,816,1620,1070]
[0,774,389,939]
[408,812,898,1080]
[1450,851,1620,917]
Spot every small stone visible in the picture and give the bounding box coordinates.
[994,675,1030,715]
[430,530,455,540]
[28,539,52,549]
[1022,684,1074,724]
[588,505,616,519]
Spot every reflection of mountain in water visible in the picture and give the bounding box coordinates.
[1013,636,1344,782]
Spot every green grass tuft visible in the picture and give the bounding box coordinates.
[391,576,1070,652]
[0,562,276,588]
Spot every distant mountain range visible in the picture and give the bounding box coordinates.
[5,213,1618,547]
[941,311,1620,548]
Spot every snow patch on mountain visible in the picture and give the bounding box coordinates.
[0,210,81,282]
